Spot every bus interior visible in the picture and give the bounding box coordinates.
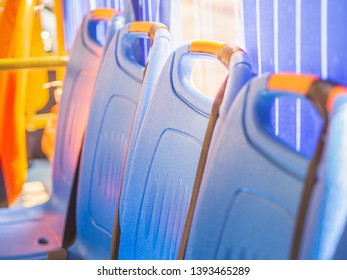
[0,0,347,260]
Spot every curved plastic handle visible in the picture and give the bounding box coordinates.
[128,22,168,45]
[267,74,325,119]
[116,21,170,82]
[189,40,244,68]
[82,9,122,54]
[267,73,347,117]
[245,73,340,178]
[267,74,317,94]
[90,8,121,21]
[171,41,247,115]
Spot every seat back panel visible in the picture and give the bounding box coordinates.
[185,86,303,259]
[59,70,97,183]
[119,42,252,260]
[300,97,347,259]
[53,12,107,202]
[119,46,212,260]
[119,86,209,259]
[185,74,326,260]
[88,93,137,233]
[68,23,171,260]
[217,191,293,260]
[136,130,202,259]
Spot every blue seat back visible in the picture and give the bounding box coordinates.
[242,0,347,84]
[185,74,327,259]
[242,0,347,258]
[53,9,118,205]
[299,87,347,259]
[67,22,171,260]
[118,41,251,259]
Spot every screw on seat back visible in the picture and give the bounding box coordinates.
[117,40,252,260]
[66,22,171,260]
[184,74,338,259]
[0,9,118,260]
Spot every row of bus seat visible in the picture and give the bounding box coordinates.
[1,8,347,260]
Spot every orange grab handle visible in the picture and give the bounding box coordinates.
[189,40,245,68]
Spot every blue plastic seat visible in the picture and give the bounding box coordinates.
[184,73,343,260]
[0,9,118,260]
[66,22,171,260]
[241,1,347,260]
[299,86,347,259]
[53,9,120,209]
[118,41,252,260]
